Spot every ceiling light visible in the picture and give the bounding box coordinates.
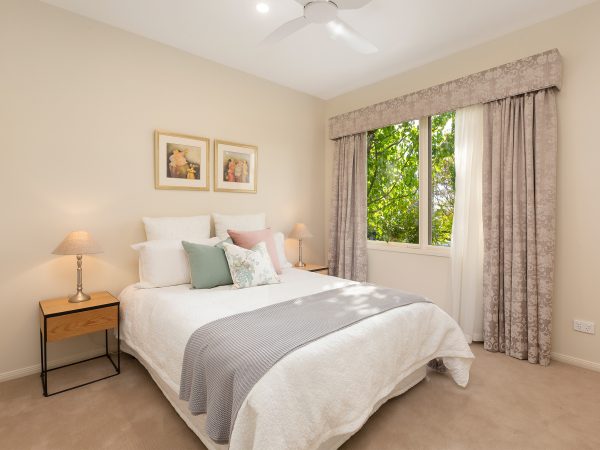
[327,21,344,35]
[256,2,270,14]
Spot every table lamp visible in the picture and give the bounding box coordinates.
[53,231,103,303]
[289,223,313,268]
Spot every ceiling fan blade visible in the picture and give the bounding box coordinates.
[293,0,311,5]
[326,19,378,54]
[263,16,308,44]
[334,0,373,10]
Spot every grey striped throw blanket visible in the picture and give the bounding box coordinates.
[179,283,429,442]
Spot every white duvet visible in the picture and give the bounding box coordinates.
[119,269,474,450]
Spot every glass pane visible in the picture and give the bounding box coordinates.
[429,111,456,246]
[367,120,420,244]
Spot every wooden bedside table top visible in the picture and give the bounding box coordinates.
[39,291,118,317]
[295,263,329,272]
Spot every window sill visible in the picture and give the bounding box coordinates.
[367,240,451,258]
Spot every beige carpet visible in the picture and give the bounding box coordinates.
[1,344,599,450]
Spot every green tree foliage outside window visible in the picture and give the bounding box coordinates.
[367,112,456,246]
[367,120,420,243]
[430,111,456,246]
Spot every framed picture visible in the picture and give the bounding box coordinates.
[214,140,258,193]
[154,130,209,191]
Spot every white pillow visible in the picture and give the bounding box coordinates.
[143,215,210,241]
[222,242,280,289]
[274,231,292,269]
[132,237,220,288]
[212,213,266,239]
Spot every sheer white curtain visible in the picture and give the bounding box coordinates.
[451,104,484,343]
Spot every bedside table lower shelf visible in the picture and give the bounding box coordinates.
[40,328,120,397]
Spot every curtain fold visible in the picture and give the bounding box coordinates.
[482,88,558,366]
[328,133,368,282]
[451,104,484,343]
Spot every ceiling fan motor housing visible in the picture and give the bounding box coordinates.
[304,1,338,23]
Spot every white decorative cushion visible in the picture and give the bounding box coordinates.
[212,213,266,239]
[132,237,220,288]
[222,242,280,289]
[274,231,292,269]
[143,215,211,241]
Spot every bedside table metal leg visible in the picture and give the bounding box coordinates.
[105,314,120,374]
[39,330,43,378]
[40,325,48,397]
[117,306,120,373]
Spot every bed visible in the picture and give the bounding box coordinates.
[119,267,474,450]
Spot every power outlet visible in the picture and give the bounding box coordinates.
[573,319,595,335]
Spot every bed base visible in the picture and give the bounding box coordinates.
[122,342,426,450]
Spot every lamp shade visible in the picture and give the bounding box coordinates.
[289,223,313,240]
[52,231,103,255]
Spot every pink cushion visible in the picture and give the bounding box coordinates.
[227,228,282,274]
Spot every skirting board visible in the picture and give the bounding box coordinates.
[551,352,600,373]
[2,349,599,382]
[0,347,106,383]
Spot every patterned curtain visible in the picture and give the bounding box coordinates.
[482,88,558,365]
[328,133,368,282]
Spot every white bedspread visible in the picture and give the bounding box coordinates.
[119,269,474,450]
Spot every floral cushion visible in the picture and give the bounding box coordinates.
[222,242,280,289]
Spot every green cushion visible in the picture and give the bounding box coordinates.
[182,240,233,289]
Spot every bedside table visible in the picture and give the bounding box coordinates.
[39,291,120,397]
[295,264,329,275]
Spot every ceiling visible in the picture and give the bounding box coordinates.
[41,0,595,99]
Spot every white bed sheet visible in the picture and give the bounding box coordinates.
[119,269,474,450]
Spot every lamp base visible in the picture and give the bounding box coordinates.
[68,291,91,303]
[295,239,306,268]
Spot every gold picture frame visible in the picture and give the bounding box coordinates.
[154,130,210,191]
[214,140,258,193]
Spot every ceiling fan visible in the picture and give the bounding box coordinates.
[263,0,378,54]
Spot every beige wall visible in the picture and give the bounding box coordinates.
[325,1,600,368]
[1,0,599,380]
[0,0,326,378]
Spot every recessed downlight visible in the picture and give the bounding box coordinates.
[256,2,270,14]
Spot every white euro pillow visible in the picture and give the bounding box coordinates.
[212,213,266,239]
[132,237,220,288]
[143,215,210,241]
[274,231,292,269]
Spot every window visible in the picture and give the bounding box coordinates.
[367,120,420,244]
[429,112,456,246]
[367,112,456,251]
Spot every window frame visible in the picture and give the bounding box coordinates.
[366,115,451,258]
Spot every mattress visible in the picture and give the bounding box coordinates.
[119,268,474,450]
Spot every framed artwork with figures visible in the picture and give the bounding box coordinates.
[154,130,209,190]
[214,140,258,193]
